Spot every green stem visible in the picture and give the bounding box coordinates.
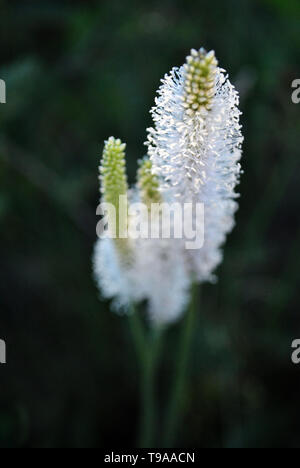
[128,305,163,448]
[139,327,163,448]
[163,283,198,447]
[128,304,148,367]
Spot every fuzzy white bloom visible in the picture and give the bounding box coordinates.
[93,237,135,312]
[93,208,190,325]
[146,48,243,282]
[134,236,190,325]
[93,139,190,325]
[133,159,191,324]
[93,235,146,313]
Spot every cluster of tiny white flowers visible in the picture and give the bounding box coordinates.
[146,48,243,282]
[93,193,190,326]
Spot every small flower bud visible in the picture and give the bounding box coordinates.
[183,48,218,113]
[137,157,161,209]
[100,136,129,254]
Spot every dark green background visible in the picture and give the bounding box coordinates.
[0,0,299,448]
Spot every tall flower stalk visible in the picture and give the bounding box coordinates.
[146,47,243,282]
[93,47,243,447]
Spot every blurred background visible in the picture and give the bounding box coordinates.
[0,0,299,448]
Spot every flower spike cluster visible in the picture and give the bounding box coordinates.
[99,136,129,255]
[146,47,243,281]
[100,137,127,204]
[93,47,243,325]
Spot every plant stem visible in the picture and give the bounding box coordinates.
[139,326,163,448]
[128,304,148,367]
[163,283,198,447]
[128,305,163,448]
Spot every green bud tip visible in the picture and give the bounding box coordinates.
[183,48,218,114]
[137,157,162,209]
[99,136,129,254]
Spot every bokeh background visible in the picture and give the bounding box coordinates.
[0,0,299,448]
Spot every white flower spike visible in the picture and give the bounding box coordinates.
[146,47,243,282]
[93,142,190,324]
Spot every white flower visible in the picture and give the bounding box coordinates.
[93,237,135,312]
[134,236,190,325]
[93,213,190,326]
[93,144,190,325]
[146,48,243,281]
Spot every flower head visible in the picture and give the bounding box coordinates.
[100,137,128,203]
[99,136,129,255]
[146,47,243,281]
[94,139,190,324]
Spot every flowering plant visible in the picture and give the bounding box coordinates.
[93,48,243,447]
